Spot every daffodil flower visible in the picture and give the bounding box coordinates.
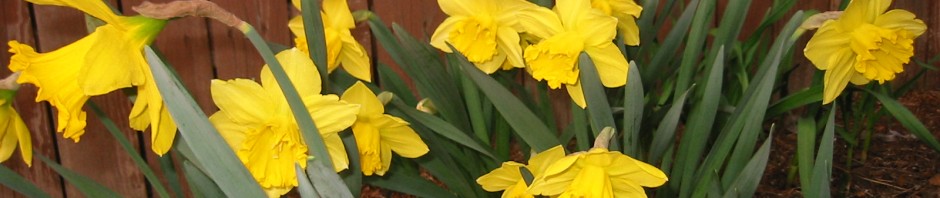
[431,0,542,74]
[527,148,668,198]
[517,0,628,108]
[209,48,359,197]
[7,0,177,155]
[476,146,565,198]
[288,0,372,82]
[341,81,428,176]
[804,0,925,104]
[0,89,31,166]
[590,0,643,45]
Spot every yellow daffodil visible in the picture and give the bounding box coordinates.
[804,0,925,104]
[477,146,566,198]
[209,48,359,197]
[341,81,428,176]
[518,0,629,108]
[431,0,542,74]
[0,89,31,166]
[527,148,667,198]
[7,0,178,155]
[590,0,643,45]
[288,0,372,82]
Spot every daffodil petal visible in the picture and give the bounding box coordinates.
[528,156,578,196]
[376,115,428,158]
[324,133,350,171]
[338,33,372,82]
[149,105,177,156]
[80,25,147,95]
[437,0,478,16]
[555,0,592,29]
[610,179,648,198]
[606,153,668,187]
[26,0,121,24]
[478,52,507,74]
[585,44,629,88]
[839,0,891,28]
[210,79,273,124]
[322,0,355,29]
[618,16,641,46]
[341,81,383,116]
[377,143,392,176]
[527,145,566,175]
[13,111,32,166]
[261,48,322,98]
[496,27,525,68]
[804,21,850,70]
[477,162,526,192]
[874,9,926,36]
[567,83,587,108]
[0,116,16,163]
[578,12,618,46]
[430,17,464,53]
[305,94,359,134]
[208,113,250,151]
[822,52,858,104]
[517,6,564,39]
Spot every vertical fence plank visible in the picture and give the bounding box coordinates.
[784,0,833,93]
[890,0,930,88]
[30,4,147,197]
[0,1,65,197]
[208,0,291,80]
[928,0,940,90]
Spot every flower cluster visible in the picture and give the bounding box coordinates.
[207,0,429,196]
[804,0,926,104]
[432,0,642,108]
[477,134,668,198]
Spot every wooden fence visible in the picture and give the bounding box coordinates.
[0,0,937,197]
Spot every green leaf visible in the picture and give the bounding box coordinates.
[650,85,693,163]
[622,61,645,156]
[722,127,773,198]
[304,158,354,198]
[577,52,617,136]
[796,116,817,194]
[364,168,458,198]
[0,165,50,198]
[295,164,319,198]
[88,102,170,198]
[182,161,224,198]
[672,47,725,195]
[807,106,836,198]
[862,89,940,152]
[767,84,823,117]
[157,154,185,198]
[144,47,266,197]
[674,0,715,96]
[691,12,805,198]
[36,154,120,197]
[642,0,702,81]
[390,99,496,159]
[377,63,417,105]
[339,132,362,196]
[451,45,561,152]
[300,0,330,88]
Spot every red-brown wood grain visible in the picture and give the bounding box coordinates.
[0,0,65,197]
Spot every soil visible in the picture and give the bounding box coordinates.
[758,90,940,197]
